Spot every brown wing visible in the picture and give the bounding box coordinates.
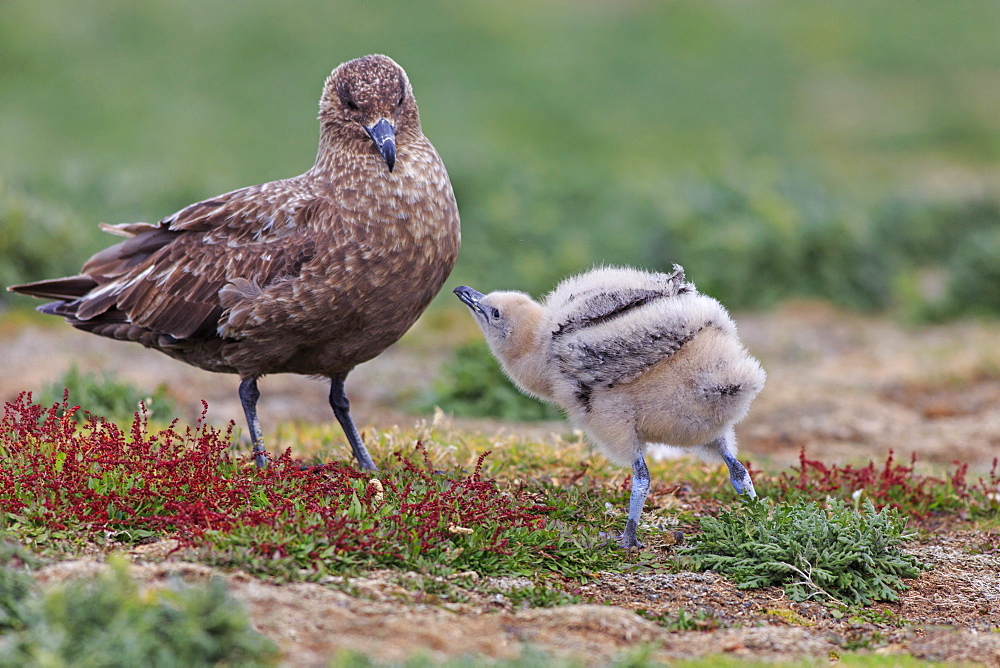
[24,182,323,341]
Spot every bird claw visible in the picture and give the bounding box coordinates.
[618,533,644,551]
[617,519,644,550]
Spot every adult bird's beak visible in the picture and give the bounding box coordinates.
[365,118,397,172]
[453,286,486,317]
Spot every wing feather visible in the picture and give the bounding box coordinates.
[548,265,693,337]
[62,183,323,340]
[549,272,732,390]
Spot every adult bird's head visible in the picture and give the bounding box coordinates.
[319,54,421,173]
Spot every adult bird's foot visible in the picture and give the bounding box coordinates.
[618,533,644,550]
[617,519,644,550]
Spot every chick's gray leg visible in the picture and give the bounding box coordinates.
[619,454,650,550]
[238,377,268,469]
[329,376,377,472]
[712,427,756,498]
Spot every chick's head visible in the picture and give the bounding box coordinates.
[453,287,545,362]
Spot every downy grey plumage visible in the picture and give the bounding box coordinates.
[454,265,765,549]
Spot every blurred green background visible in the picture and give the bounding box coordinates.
[2,0,1000,319]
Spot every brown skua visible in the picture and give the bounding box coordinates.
[10,54,461,470]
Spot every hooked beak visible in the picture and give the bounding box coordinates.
[365,118,397,172]
[453,286,486,318]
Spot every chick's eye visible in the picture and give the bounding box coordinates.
[490,308,501,319]
[344,99,359,111]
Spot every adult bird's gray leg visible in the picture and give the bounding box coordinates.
[619,453,650,550]
[329,376,377,471]
[238,377,268,469]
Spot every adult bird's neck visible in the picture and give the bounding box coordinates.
[309,128,380,178]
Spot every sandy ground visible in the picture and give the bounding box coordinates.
[3,302,1000,665]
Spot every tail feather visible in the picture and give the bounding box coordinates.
[37,301,71,317]
[8,275,97,301]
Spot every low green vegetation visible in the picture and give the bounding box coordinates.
[0,546,276,667]
[678,498,926,605]
[0,543,36,634]
[637,607,724,632]
[762,448,1000,521]
[39,365,176,424]
[0,393,624,583]
[0,180,86,297]
[3,393,999,663]
[6,392,994,589]
[5,392,995,592]
[501,583,582,610]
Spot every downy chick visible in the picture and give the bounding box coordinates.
[454,265,765,549]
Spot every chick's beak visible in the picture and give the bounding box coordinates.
[365,118,397,172]
[453,286,486,318]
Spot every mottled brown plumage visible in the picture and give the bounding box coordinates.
[9,55,461,470]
